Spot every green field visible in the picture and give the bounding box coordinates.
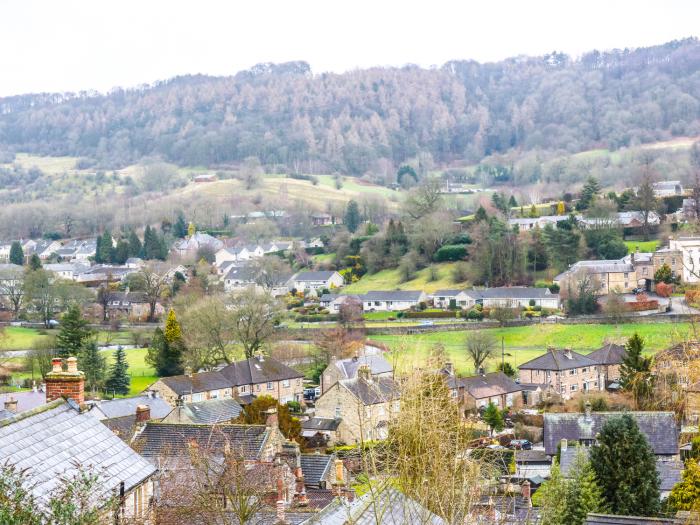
[344,262,468,294]
[372,322,694,375]
[313,252,336,264]
[0,327,138,351]
[103,347,157,396]
[624,240,660,253]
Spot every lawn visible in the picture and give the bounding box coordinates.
[313,253,336,264]
[0,327,50,350]
[624,239,660,253]
[103,347,157,396]
[344,262,469,294]
[372,321,694,376]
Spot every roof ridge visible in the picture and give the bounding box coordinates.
[0,398,66,428]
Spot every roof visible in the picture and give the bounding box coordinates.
[585,513,678,524]
[587,343,627,366]
[160,370,232,396]
[362,290,425,301]
[561,260,635,277]
[519,348,596,371]
[543,411,679,456]
[300,454,334,487]
[333,354,393,379]
[302,417,342,432]
[224,265,257,282]
[163,398,243,424]
[0,400,156,505]
[457,372,526,400]
[302,487,446,525]
[136,422,270,460]
[339,376,400,406]
[0,389,47,414]
[465,287,553,300]
[431,289,468,297]
[293,270,339,281]
[94,394,172,420]
[515,449,549,463]
[106,291,150,303]
[220,356,304,385]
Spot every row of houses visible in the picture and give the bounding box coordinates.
[0,237,97,263]
[508,211,661,232]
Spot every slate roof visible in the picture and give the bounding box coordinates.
[465,287,553,300]
[302,487,446,524]
[339,376,400,406]
[163,398,243,424]
[95,394,172,420]
[224,265,257,282]
[136,422,270,460]
[0,400,155,505]
[585,513,678,524]
[101,414,137,440]
[515,449,549,463]
[302,417,342,432]
[587,343,627,366]
[106,291,150,304]
[160,370,232,396]
[362,290,425,301]
[293,271,338,281]
[0,389,46,414]
[220,356,304,385]
[543,411,678,456]
[457,372,526,399]
[431,289,467,297]
[300,454,334,487]
[0,408,13,420]
[333,354,393,379]
[519,348,596,371]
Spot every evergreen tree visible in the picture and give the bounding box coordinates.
[164,309,183,344]
[146,327,184,377]
[9,241,23,266]
[80,341,106,394]
[28,254,41,270]
[563,449,606,524]
[620,333,654,408]
[589,414,660,516]
[482,401,504,434]
[56,305,93,358]
[104,346,130,396]
[143,225,159,260]
[668,459,700,512]
[187,222,196,237]
[536,460,568,525]
[127,230,143,258]
[578,176,601,210]
[474,206,488,222]
[508,195,518,208]
[344,200,362,233]
[114,238,130,264]
[173,212,188,238]
[97,230,114,263]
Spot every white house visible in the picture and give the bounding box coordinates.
[430,289,472,309]
[669,237,700,283]
[653,180,683,197]
[44,262,91,280]
[465,287,560,309]
[289,270,344,293]
[508,215,569,230]
[319,294,361,313]
[361,290,427,312]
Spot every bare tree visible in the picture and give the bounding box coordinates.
[226,288,281,359]
[179,295,234,369]
[635,176,658,241]
[247,256,292,292]
[129,264,168,322]
[465,331,497,373]
[402,177,443,220]
[0,266,25,319]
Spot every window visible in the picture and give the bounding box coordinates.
[581,368,588,374]
[192,392,204,402]
[570,384,578,391]
[451,390,458,398]
[240,385,247,393]
[364,406,371,418]
[256,384,261,392]
[377,405,385,417]
[224,390,231,398]
[267,382,273,390]
[624,273,629,279]
[210,391,219,399]
[335,406,341,418]
[282,380,290,388]
[569,369,576,375]
[672,258,676,265]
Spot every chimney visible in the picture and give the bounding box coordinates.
[584,400,592,421]
[478,366,485,377]
[46,357,85,405]
[444,362,454,376]
[560,438,568,451]
[357,364,372,382]
[265,407,279,430]
[564,349,573,360]
[521,481,532,506]
[275,464,288,525]
[332,458,345,496]
[3,397,18,413]
[291,443,309,507]
[135,404,151,423]
[185,366,193,378]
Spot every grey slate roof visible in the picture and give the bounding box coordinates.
[431,289,466,297]
[587,343,627,366]
[339,376,400,406]
[220,355,304,385]
[362,290,424,301]
[302,487,446,524]
[0,389,46,414]
[224,265,258,282]
[161,370,232,396]
[457,372,526,399]
[333,354,393,380]
[543,411,679,456]
[293,271,338,281]
[300,454,333,487]
[302,417,342,432]
[164,398,243,424]
[519,348,596,371]
[585,513,678,524]
[515,449,549,464]
[95,394,172,419]
[137,422,270,460]
[0,400,155,505]
[465,287,553,299]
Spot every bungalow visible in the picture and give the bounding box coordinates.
[319,293,362,313]
[289,270,344,293]
[361,290,428,312]
[466,287,560,309]
[653,180,683,197]
[311,212,334,226]
[223,264,257,291]
[44,262,90,280]
[518,348,601,400]
[431,289,472,309]
[508,215,570,230]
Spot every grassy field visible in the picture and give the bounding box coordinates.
[624,239,660,253]
[313,252,336,264]
[371,321,695,375]
[344,262,468,294]
[103,347,157,396]
[0,327,137,351]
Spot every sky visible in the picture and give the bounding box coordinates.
[0,0,698,96]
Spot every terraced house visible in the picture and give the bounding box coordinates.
[518,348,601,400]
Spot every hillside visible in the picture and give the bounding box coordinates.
[0,39,699,178]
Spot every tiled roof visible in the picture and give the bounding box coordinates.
[465,287,553,299]
[362,290,424,301]
[293,271,338,281]
[586,344,627,365]
[164,398,243,424]
[302,417,342,432]
[334,354,393,379]
[220,356,304,385]
[519,348,596,371]
[0,400,155,505]
[339,376,399,406]
[95,394,172,420]
[543,411,678,456]
[0,389,46,414]
[458,372,525,399]
[585,513,678,524]
[161,370,232,396]
[300,454,333,487]
[137,422,270,460]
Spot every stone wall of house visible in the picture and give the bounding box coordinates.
[247,378,303,404]
[148,381,180,406]
[520,366,601,399]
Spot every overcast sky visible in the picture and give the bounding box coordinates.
[1,0,698,96]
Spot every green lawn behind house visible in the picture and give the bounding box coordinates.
[344,262,469,295]
[624,240,660,253]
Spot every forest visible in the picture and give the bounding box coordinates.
[0,39,699,175]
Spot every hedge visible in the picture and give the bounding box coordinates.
[435,244,468,262]
[404,310,461,319]
[626,300,658,312]
[295,314,339,322]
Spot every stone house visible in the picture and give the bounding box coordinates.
[314,366,400,444]
[554,259,636,295]
[653,180,683,197]
[444,369,526,411]
[686,381,700,424]
[172,232,224,259]
[586,343,627,390]
[668,237,700,283]
[106,291,164,321]
[653,341,700,388]
[518,348,601,400]
[652,247,682,280]
[321,353,393,395]
[148,354,305,406]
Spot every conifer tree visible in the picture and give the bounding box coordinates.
[164,309,182,344]
[589,414,660,516]
[128,230,143,258]
[96,230,114,263]
[536,460,567,525]
[56,305,93,358]
[563,449,606,524]
[9,241,23,266]
[105,346,130,396]
[28,254,41,270]
[80,341,106,394]
[173,212,188,238]
[620,332,654,408]
[668,459,700,512]
[114,238,130,264]
[146,327,184,377]
[482,401,504,435]
[344,200,362,233]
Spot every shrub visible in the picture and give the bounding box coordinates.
[467,309,484,320]
[435,244,468,262]
[404,310,459,319]
[295,314,339,322]
[655,282,673,298]
[286,400,302,413]
[528,299,536,307]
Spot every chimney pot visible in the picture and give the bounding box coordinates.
[66,356,78,373]
[561,438,568,451]
[135,404,151,423]
[51,358,63,373]
[584,400,592,420]
[358,363,372,382]
[521,480,531,503]
[4,397,18,413]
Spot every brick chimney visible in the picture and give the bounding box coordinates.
[275,464,288,525]
[290,442,309,507]
[265,407,279,430]
[46,357,84,405]
[444,361,454,376]
[3,397,18,413]
[357,363,372,382]
[332,458,345,496]
[135,404,151,423]
[521,481,532,506]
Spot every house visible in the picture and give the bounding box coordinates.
[28,239,62,260]
[306,237,324,249]
[301,417,343,444]
[361,290,428,312]
[668,237,700,283]
[172,231,224,259]
[75,264,137,285]
[0,357,156,523]
[125,257,144,268]
[466,287,560,309]
[161,397,244,424]
[443,368,526,410]
[586,343,627,390]
[106,291,163,321]
[74,239,97,261]
[193,173,217,183]
[314,365,400,443]
[148,354,305,406]
[554,259,636,295]
[321,353,393,394]
[518,348,601,400]
[508,215,570,230]
[0,386,47,420]
[617,211,661,228]
[686,380,700,424]
[223,264,258,291]
[319,293,362,313]
[431,289,472,309]
[543,408,679,459]
[44,261,90,280]
[653,180,683,197]
[289,270,344,293]
[311,212,334,226]
[653,341,700,388]
[652,246,682,280]
[92,393,172,440]
[515,449,552,478]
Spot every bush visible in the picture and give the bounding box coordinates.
[655,282,673,298]
[295,314,339,322]
[286,400,302,413]
[467,309,484,320]
[404,310,459,319]
[435,244,468,262]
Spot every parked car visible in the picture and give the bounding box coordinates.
[303,387,321,401]
[508,439,533,450]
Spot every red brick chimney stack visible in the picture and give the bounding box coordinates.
[135,404,151,423]
[45,357,85,405]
